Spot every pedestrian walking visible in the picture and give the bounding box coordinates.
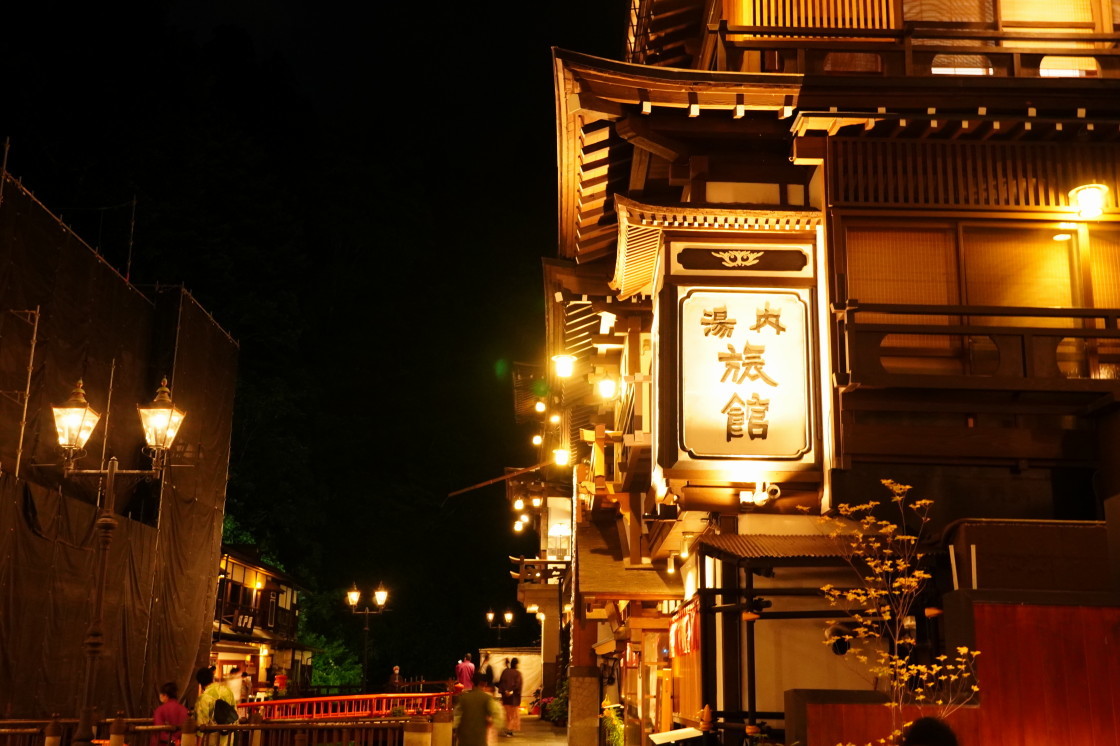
[195,667,237,746]
[454,672,504,746]
[497,657,523,737]
[455,653,476,690]
[150,682,188,746]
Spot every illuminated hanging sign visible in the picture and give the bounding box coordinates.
[679,288,811,460]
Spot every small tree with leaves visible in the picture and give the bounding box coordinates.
[816,479,979,743]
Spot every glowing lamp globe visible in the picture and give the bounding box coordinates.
[137,378,186,452]
[52,380,101,451]
[551,354,575,378]
[374,583,389,608]
[1069,184,1109,219]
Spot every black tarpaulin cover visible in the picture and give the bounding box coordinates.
[0,174,238,717]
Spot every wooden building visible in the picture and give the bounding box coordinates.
[512,1,1120,744]
[211,546,309,697]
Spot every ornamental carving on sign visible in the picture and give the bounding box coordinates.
[710,249,764,267]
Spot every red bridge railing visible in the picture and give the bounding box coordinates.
[239,692,452,721]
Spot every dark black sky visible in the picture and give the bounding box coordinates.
[3,0,629,678]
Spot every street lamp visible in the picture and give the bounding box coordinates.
[346,583,388,693]
[486,609,514,641]
[53,378,185,746]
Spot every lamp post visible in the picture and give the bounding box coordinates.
[53,378,185,746]
[346,583,388,693]
[486,609,514,642]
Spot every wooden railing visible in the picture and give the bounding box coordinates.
[733,0,899,31]
[829,139,1120,211]
[711,19,1120,76]
[835,301,1120,389]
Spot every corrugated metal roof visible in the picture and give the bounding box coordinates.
[699,533,851,562]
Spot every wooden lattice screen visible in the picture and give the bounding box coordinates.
[828,138,1120,211]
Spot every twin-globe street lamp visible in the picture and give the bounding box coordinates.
[486,609,514,642]
[52,378,186,746]
[346,583,388,693]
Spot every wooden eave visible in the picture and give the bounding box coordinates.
[796,74,1120,122]
[612,195,822,299]
[554,48,804,264]
[627,0,710,69]
[793,109,1120,145]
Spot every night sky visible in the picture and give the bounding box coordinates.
[2,1,629,681]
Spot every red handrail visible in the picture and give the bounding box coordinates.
[239,693,452,721]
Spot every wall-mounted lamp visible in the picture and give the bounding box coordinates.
[680,533,693,559]
[552,448,570,466]
[531,434,543,446]
[739,482,780,507]
[1069,183,1110,219]
[666,553,677,574]
[552,354,575,378]
[513,498,525,511]
[534,400,547,413]
[548,413,560,425]
[597,377,617,400]
[514,520,524,532]
[531,496,542,508]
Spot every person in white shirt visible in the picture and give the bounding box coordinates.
[226,666,245,702]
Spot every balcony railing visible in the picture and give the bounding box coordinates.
[710,17,1120,76]
[835,301,1120,390]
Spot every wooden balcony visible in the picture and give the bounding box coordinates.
[709,15,1120,76]
[836,301,1120,393]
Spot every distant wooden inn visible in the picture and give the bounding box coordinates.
[509,1,1120,745]
[212,547,309,697]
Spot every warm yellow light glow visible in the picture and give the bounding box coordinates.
[536,612,546,622]
[259,645,270,656]
[597,377,617,399]
[534,400,547,413]
[52,380,101,451]
[486,610,496,623]
[531,434,543,446]
[680,535,691,559]
[513,520,524,532]
[552,354,575,378]
[137,378,186,451]
[531,496,542,508]
[503,611,514,624]
[549,413,560,425]
[347,585,360,607]
[552,448,570,466]
[1052,233,1073,241]
[667,554,676,574]
[520,514,530,523]
[514,498,525,511]
[255,580,264,590]
[1059,222,1078,229]
[1069,183,1109,219]
[374,583,388,608]
[526,604,540,614]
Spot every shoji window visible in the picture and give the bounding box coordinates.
[845,225,961,370]
[961,227,1074,326]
